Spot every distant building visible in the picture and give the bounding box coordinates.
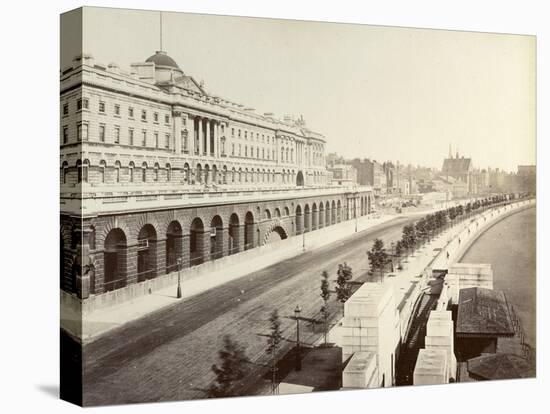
[441,147,474,196]
[517,165,536,193]
[328,164,357,186]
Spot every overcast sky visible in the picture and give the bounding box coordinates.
[62,7,536,172]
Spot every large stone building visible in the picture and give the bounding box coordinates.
[350,158,386,196]
[60,51,373,298]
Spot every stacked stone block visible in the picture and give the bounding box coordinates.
[413,349,448,385]
[424,310,457,381]
[446,263,493,304]
[341,281,399,388]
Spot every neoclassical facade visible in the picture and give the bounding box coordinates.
[60,51,373,297]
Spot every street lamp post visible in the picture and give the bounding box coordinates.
[294,304,302,371]
[176,257,182,299]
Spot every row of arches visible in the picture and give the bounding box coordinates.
[61,159,309,187]
[295,200,342,234]
[97,211,262,292]
[62,193,374,295]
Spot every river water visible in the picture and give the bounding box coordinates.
[459,206,536,347]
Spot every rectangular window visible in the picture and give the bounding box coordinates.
[77,98,88,111]
[128,128,134,146]
[114,126,120,144]
[165,114,170,124]
[77,123,88,141]
[142,130,147,146]
[154,132,159,148]
[63,126,68,144]
[181,130,188,152]
[232,128,235,136]
[182,117,186,126]
[99,124,106,142]
[99,101,105,113]
[128,107,134,118]
[232,143,235,156]
[141,110,147,121]
[238,129,241,138]
[239,144,241,156]
[165,134,170,149]
[245,146,248,157]
[245,131,247,139]
[153,112,159,123]
[114,104,120,115]
[63,103,68,116]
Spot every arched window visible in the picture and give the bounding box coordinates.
[129,162,135,183]
[166,164,171,182]
[142,162,147,182]
[281,147,284,162]
[231,167,236,183]
[62,161,68,184]
[183,163,190,183]
[76,160,82,183]
[222,166,227,184]
[154,163,160,182]
[196,164,202,184]
[99,160,106,184]
[115,161,121,183]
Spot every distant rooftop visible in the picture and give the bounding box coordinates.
[442,157,472,175]
[456,287,515,337]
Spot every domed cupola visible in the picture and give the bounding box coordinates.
[146,50,180,69]
[145,50,184,84]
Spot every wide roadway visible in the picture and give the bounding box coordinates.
[82,214,418,405]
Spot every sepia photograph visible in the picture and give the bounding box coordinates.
[58,5,536,407]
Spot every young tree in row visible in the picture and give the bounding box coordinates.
[266,309,283,395]
[367,238,389,283]
[394,240,404,270]
[320,271,331,346]
[434,210,447,231]
[402,224,417,256]
[415,218,428,243]
[335,263,353,311]
[208,335,249,398]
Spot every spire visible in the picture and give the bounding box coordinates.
[448,143,452,159]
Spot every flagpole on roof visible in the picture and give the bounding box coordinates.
[160,12,163,51]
